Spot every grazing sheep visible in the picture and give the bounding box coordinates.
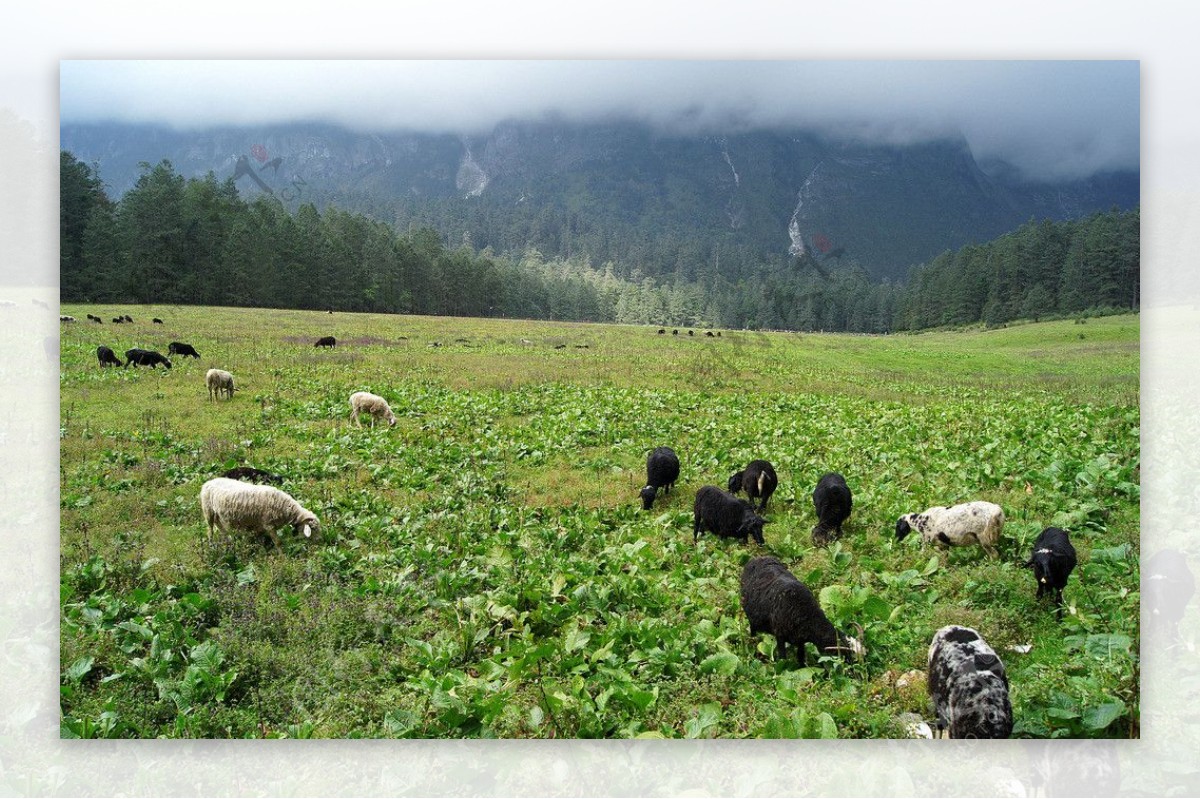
[206,369,235,400]
[112,317,124,324]
[672,329,679,336]
[639,446,681,510]
[705,331,715,337]
[124,348,171,369]
[728,459,778,511]
[123,315,133,323]
[1023,527,1077,620]
[740,556,864,666]
[927,625,1012,739]
[199,477,319,550]
[693,485,766,545]
[811,472,853,546]
[60,315,76,323]
[96,345,123,368]
[168,341,201,359]
[221,466,284,485]
[688,330,694,336]
[87,314,103,324]
[314,336,336,348]
[895,501,1005,558]
[657,329,665,335]
[349,391,397,427]
[152,318,164,324]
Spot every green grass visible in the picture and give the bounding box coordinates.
[59,306,1139,738]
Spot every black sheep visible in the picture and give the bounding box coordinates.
[168,341,201,359]
[152,318,164,324]
[112,317,123,324]
[740,556,863,666]
[728,459,778,511]
[640,446,681,510]
[221,466,285,486]
[693,485,766,545]
[811,472,853,546]
[315,336,336,348]
[96,345,123,368]
[1023,527,1077,620]
[124,348,172,369]
[927,625,1012,739]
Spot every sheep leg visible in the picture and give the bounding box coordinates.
[693,516,702,542]
[794,642,806,667]
[264,526,283,550]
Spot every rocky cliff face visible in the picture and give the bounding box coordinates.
[60,119,1138,281]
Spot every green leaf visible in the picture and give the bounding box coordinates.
[699,651,740,676]
[1083,633,1132,659]
[684,702,722,738]
[1090,543,1132,562]
[563,626,591,653]
[1082,700,1125,731]
[63,656,94,683]
[862,595,891,621]
[922,555,940,576]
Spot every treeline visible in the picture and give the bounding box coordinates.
[62,153,1138,331]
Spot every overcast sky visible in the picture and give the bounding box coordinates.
[59,60,1138,181]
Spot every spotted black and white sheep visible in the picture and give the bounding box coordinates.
[740,555,864,666]
[349,391,397,427]
[124,348,172,369]
[895,501,1005,558]
[640,446,681,510]
[168,341,200,359]
[199,477,319,550]
[314,336,336,348]
[96,345,123,368]
[927,625,1013,739]
[206,368,235,400]
[1023,527,1077,620]
[728,459,778,511]
[221,466,285,486]
[60,315,76,323]
[693,485,766,545]
[811,472,853,546]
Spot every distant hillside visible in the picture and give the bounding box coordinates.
[61,119,1138,283]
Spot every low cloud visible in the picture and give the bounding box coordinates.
[60,60,1139,181]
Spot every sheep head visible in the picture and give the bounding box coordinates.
[895,516,913,541]
[293,512,320,540]
[639,485,658,510]
[727,472,744,493]
[738,513,766,546]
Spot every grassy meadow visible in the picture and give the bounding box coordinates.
[58,306,1140,738]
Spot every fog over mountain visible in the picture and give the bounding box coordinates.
[60,60,1139,182]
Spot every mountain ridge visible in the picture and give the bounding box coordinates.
[60,119,1139,282]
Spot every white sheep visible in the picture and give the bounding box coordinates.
[349,391,397,427]
[199,477,319,549]
[895,500,1005,558]
[206,369,235,401]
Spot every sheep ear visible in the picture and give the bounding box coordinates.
[302,524,312,538]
